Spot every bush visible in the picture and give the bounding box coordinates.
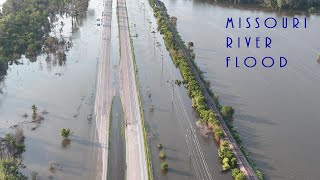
[61,128,71,139]
[0,157,27,180]
[214,127,224,141]
[308,7,317,14]
[160,161,168,171]
[232,168,247,180]
[221,106,234,121]
[159,150,166,159]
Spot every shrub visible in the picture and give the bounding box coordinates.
[214,127,225,141]
[0,157,27,180]
[222,157,231,171]
[159,150,166,159]
[308,7,317,14]
[61,128,71,139]
[232,168,247,180]
[221,106,234,121]
[32,105,37,116]
[31,171,39,180]
[160,161,168,171]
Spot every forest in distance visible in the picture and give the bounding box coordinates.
[0,0,89,75]
[0,0,319,179]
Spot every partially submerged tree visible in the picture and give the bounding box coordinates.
[60,128,71,139]
[0,157,28,180]
[159,150,166,159]
[221,106,234,121]
[161,161,168,171]
[32,105,37,116]
[170,16,177,27]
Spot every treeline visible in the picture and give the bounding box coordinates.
[148,0,262,179]
[214,0,320,11]
[0,0,89,75]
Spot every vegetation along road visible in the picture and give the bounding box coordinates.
[150,0,259,179]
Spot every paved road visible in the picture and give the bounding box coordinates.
[153,0,258,179]
[118,0,149,180]
[93,0,113,179]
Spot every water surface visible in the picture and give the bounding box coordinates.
[160,0,320,179]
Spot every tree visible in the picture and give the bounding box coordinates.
[159,150,166,159]
[232,168,241,177]
[230,157,237,168]
[221,106,234,120]
[232,168,246,180]
[0,157,28,180]
[32,105,37,116]
[61,128,71,139]
[161,161,168,171]
[222,157,231,171]
[214,127,224,141]
[235,171,246,180]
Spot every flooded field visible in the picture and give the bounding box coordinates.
[160,0,320,179]
[1,0,319,179]
[0,0,105,179]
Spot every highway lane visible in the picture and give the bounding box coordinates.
[93,0,113,179]
[118,0,149,179]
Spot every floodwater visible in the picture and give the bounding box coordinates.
[0,0,105,179]
[126,0,231,179]
[107,96,126,180]
[159,0,320,179]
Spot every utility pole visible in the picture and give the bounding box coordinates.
[169,80,175,103]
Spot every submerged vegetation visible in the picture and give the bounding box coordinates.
[160,161,168,171]
[0,0,89,75]
[0,125,27,179]
[61,128,71,139]
[148,0,263,179]
[0,157,28,180]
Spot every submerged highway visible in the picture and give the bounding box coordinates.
[118,0,149,179]
[93,0,148,179]
[93,0,113,179]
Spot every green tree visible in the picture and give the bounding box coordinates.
[161,161,168,171]
[159,150,166,159]
[61,128,71,139]
[0,157,27,180]
[214,127,224,141]
[232,168,247,180]
[235,171,246,180]
[221,106,234,120]
[222,158,231,171]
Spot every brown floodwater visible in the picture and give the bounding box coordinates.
[159,0,320,179]
[0,0,106,179]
